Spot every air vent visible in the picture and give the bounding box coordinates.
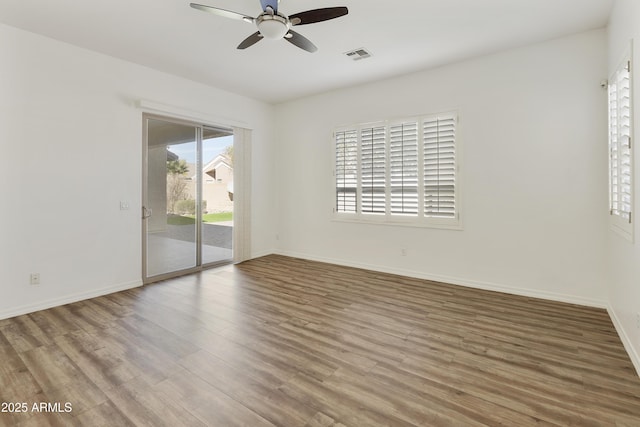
[344,48,372,61]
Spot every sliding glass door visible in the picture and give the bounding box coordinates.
[143,115,235,283]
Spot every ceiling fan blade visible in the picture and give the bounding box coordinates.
[284,30,317,53]
[259,0,279,13]
[190,3,255,23]
[237,31,264,49]
[289,7,348,26]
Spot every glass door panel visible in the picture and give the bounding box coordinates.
[145,118,198,278]
[201,127,234,265]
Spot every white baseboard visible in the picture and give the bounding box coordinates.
[247,248,276,261]
[0,280,143,321]
[273,249,608,309]
[607,305,640,377]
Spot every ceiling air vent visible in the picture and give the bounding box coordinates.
[344,48,372,61]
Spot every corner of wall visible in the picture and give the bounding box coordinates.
[608,304,640,377]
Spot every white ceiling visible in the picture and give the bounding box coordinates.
[0,0,614,104]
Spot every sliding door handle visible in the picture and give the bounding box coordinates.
[142,206,153,219]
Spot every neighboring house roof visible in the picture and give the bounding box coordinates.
[184,154,233,193]
[194,154,233,180]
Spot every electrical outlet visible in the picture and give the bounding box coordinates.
[636,312,640,329]
[401,248,407,256]
[30,273,40,285]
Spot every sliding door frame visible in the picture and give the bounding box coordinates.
[142,113,249,284]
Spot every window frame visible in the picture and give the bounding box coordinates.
[332,112,461,230]
[608,44,634,241]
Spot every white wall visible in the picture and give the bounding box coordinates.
[0,23,276,319]
[607,0,640,373]
[275,29,609,307]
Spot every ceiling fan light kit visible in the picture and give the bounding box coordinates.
[189,1,348,52]
[256,13,289,40]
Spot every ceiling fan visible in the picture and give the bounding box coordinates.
[190,0,348,52]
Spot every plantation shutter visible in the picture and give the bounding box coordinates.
[609,59,632,223]
[334,111,459,227]
[423,114,457,218]
[361,126,387,214]
[390,122,419,215]
[335,130,358,213]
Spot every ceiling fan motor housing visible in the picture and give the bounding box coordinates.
[256,13,290,39]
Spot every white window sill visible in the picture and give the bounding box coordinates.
[332,213,463,231]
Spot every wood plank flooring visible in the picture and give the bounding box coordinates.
[1,254,640,426]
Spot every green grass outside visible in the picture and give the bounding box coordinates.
[202,212,233,223]
[167,212,233,225]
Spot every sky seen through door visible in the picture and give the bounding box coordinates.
[169,135,233,164]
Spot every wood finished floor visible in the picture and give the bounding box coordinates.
[1,255,640,426]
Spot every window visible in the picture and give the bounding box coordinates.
[608,50,634,239]
[334,112,460,228]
